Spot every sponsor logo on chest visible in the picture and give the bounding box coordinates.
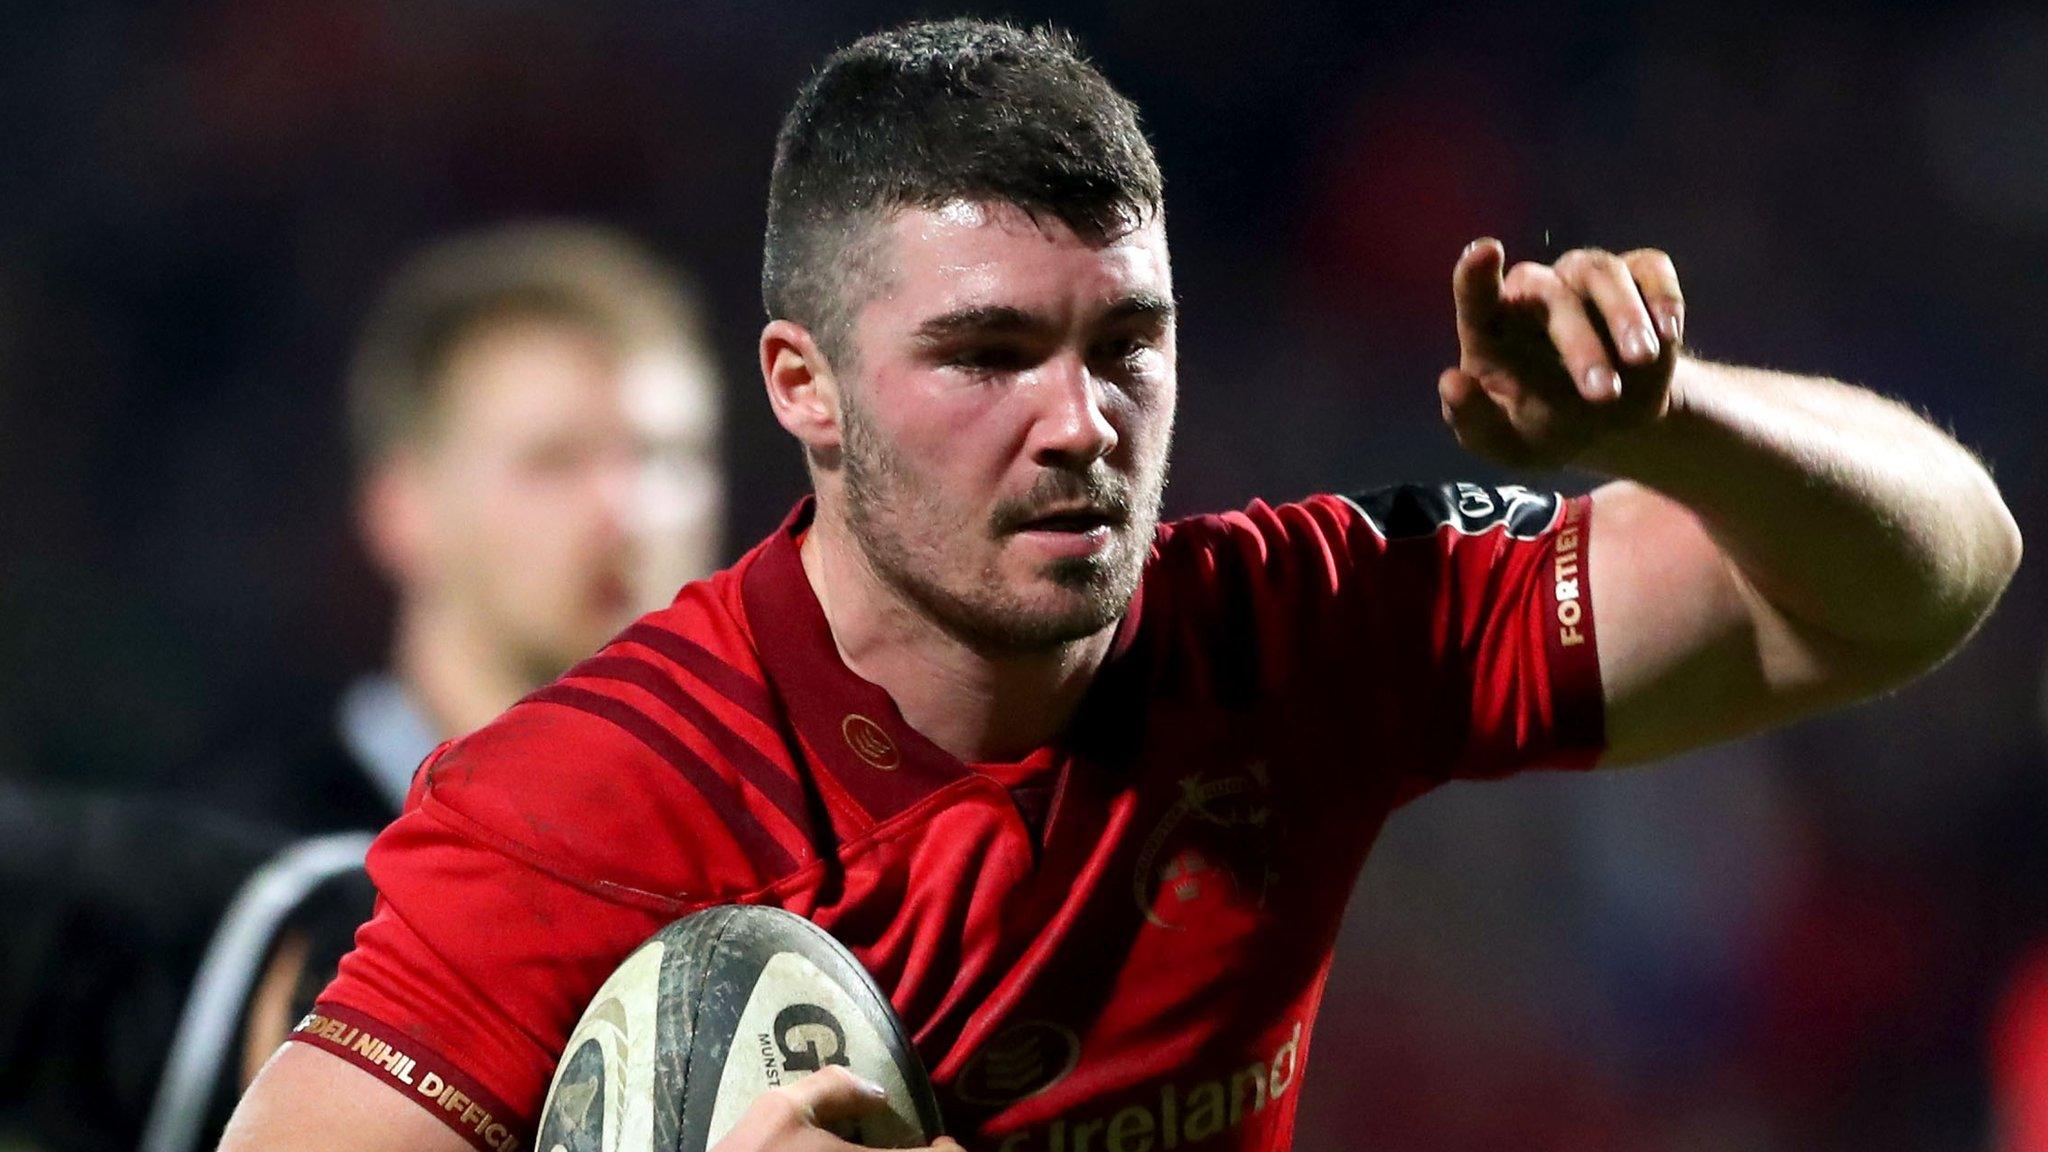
[982,1022,1303,1152]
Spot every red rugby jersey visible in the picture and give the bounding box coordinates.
[298,485,1603,1152]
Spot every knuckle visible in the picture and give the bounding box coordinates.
[757,1088,809,1128]
[1627,248,1682,281]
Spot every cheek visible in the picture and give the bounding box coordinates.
[452,471,594,585]
[1124,380,1177,461]
[873,386,1017,495]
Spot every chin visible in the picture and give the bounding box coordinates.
[916,582,1117,655]
[997,579,1134,650]
[987,608,1120,653]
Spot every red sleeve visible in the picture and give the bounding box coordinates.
[1343,483,1604,784]
[303,683,791,1151]
[1150,484,1603,796]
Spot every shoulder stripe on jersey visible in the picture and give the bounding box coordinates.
[528,684,800,875]
[619,622,779,726]
[572,654,811,837]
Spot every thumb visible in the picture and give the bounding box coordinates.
[782,1066,891,1128]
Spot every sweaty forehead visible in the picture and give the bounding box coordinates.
[878,200,1171,318]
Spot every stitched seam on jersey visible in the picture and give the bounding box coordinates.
[408,731,952,917]
[417,764,1003,929]
[414,694,800,907]
[570,653,810,835]
[619,620,779,724]
[415,797,738,916]
[530,686,800,875]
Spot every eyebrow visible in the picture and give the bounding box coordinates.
[911,293,1177,345]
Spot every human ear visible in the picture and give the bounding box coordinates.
[760,319,844,460]
[356,450,435,587]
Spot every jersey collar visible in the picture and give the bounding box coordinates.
[741,497,1148,827]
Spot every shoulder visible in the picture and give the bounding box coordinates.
[1149,484,1570,579]
[1145,492,1411,616]
[1147,495,1360,599]
[1132,486,1579,683]
[409,562,814,908]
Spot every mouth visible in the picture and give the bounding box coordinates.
[1005,504,1125,563]
[589,571,634,611]
[1013,506,1123,534]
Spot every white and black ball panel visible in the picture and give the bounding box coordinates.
[685,907,940,1150]
[536,905,942,1152]
[539,937,677,1152]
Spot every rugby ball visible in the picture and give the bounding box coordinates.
[535,905,943,1152]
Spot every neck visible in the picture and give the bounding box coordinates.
[391,601,543,740]
[801,514,1115,764]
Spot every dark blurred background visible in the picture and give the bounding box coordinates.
[3,1,2045,1149]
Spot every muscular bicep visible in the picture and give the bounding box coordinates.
[219,1042,472,1152]
[1591,480,1898,765]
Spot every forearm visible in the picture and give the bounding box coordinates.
[1581,356,2021,660]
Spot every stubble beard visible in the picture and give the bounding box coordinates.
[839,398,1164,656]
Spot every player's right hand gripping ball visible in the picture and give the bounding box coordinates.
[536,905,944,1152]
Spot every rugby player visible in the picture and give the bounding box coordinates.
[131,224,728,1152]
[174,222,726,833]
[2,224,726,1152]
[336,221,727,808]
[220,19,2020,1152]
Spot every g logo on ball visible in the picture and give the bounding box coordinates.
[774,1003,850,1073]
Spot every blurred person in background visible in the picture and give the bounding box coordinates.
[0,223,730,1152]
[203,221,729,832]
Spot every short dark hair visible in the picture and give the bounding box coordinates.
[347,222,708,466]
[762,19,1163,359]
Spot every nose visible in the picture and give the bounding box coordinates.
[1028,354,1119,469]
[590,449,640,542]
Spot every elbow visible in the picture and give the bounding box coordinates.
[1900,479,2023,672]
[1957,483,2023,623]
[1952,473,2023,638]
[1830,480,2022,692]
[1986,493,2024,597]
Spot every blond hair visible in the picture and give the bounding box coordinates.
[346,222,711,464]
